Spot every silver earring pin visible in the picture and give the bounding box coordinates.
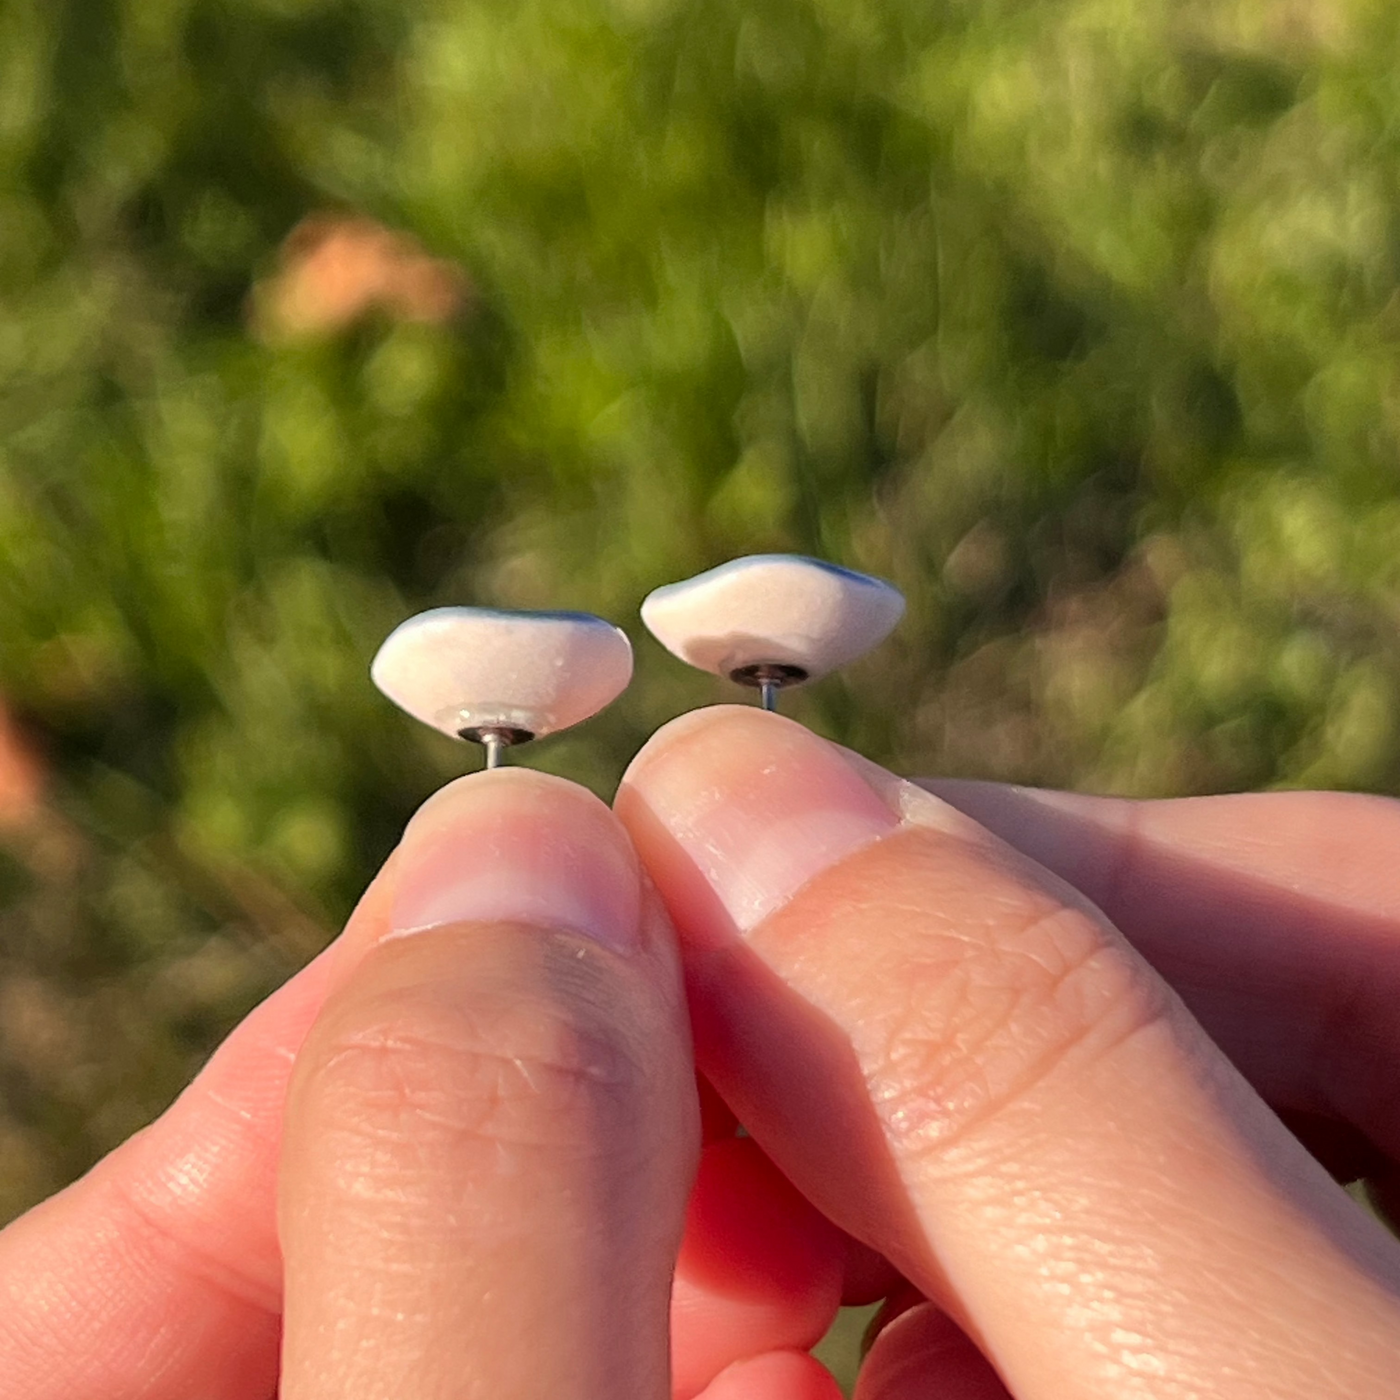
[640,555,904,712]
[371,607,633,769]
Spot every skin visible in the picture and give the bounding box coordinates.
[0,703,1396,1397]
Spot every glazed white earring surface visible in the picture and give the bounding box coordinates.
[371,607,633,766]
[641,554,904,707]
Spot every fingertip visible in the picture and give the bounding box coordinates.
[390,765,644,954]
[855,1304,1011,1400]
[622,703,771,777]
[696,1350,843,1400]
[680,1139,844,1302]
[617,705,899,939]
[404,763,613,837]
[672,1139,843,1399]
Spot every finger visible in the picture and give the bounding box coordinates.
[698,1072,741,1142]
[278,770,697,1399]
[857,1304,1012,1400]
[0,860,398,1400]
[675,1077,851,1396]
[840,1236,903,1306]
[671,1138,842,1399]
[920,783,1400,1160]
[697,1351,844,1400]
[0,792,812,1400]
[617,707,1400,1400]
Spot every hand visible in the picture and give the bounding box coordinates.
[615,705,1400,1398]
[0,757,840,1398]
[1,705,1399,1398]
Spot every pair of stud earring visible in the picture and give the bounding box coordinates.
[371,555,905,769]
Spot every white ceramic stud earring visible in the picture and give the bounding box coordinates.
[641,554,905,711]
[371,607,633,769]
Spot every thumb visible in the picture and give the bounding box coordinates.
[279,770,697,1399]
[616,707,1400,1400]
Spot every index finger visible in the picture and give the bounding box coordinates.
[617,707,1400,1400]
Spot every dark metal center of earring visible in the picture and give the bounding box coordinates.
[728,663,809,690]
[727,662,809,712]
[458,726,535,746]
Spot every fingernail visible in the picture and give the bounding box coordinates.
[620,706,899,934]
[389,770,641,954]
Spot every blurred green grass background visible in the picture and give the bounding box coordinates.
[2,0,1400,1380]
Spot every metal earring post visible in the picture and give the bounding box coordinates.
[459,725,534,771]
[729,662,809,714]
[481,732,507,770]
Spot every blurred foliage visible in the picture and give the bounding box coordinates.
[2,0,1400,1251]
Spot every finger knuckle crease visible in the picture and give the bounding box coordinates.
[862,902,1164,1158]
[106,1168,280,1316]
[310,995,645,1155]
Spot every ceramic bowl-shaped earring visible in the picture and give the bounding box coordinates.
[371,607,633,768]
[641,555,904,710]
